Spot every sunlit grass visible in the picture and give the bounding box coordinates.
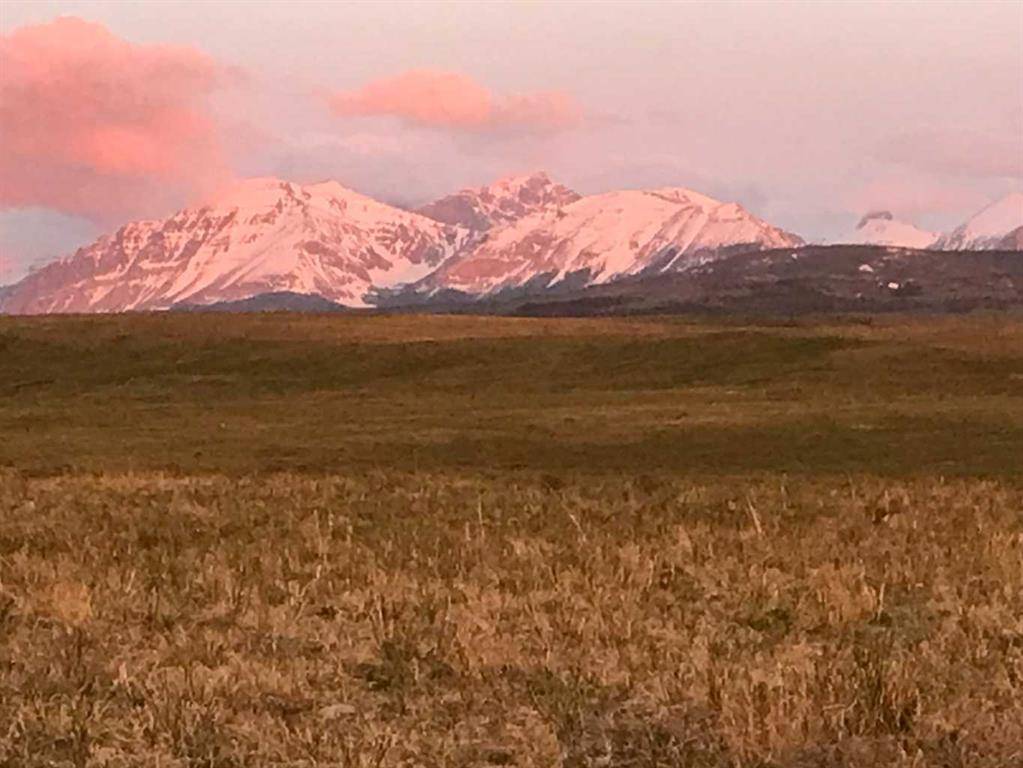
[2,472,1021,765]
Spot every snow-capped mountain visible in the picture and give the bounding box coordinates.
[1,175,805,313]
[1,178,467,314]
[415,172,580,231]
[842,211,936,249]
[995,226,1023,251]
[934,192,1023,250]
[412,187,803,297]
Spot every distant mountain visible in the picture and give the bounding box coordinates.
[841,210,936,249]
[0,177,467,314]
[170,290,347,313]
[5,171,1018,317]
[407,187,803,299]
[415,171,580,231]
[934,192,1023,250]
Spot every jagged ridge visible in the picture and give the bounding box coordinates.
[415,171,580,231]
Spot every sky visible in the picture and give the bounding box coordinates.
[1,0,1021,284]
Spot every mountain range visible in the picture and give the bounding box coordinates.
[1,173,1020,315]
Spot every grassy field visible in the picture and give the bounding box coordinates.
[2,313,1022,477]
[1,313,1022,766]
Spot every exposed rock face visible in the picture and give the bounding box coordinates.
[415,172,581,231]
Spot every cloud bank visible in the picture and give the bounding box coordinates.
[0,17,231,222]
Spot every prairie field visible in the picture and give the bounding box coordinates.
[1,313,1022,766]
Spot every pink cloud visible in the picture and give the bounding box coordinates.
[327,69,583,134]
[0,17,232,223]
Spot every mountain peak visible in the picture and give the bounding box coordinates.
[201,176,296,209]
[648,187,723,209]
[490,170,553,189]
[306,178,365,198]
[416,171,580,231]
[201,176,372,212]
[934,191,1023,250]
[965,192,1023,237]
[840,211,935,249]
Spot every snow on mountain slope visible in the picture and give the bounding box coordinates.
[995,225,1023,251]
[413,187,803,296]
[1,178,467,314]
[842,211,936,249]
[415,171,580,231]
[934,192,1023,250]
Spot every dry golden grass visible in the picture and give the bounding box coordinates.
[2,470,1021,766]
